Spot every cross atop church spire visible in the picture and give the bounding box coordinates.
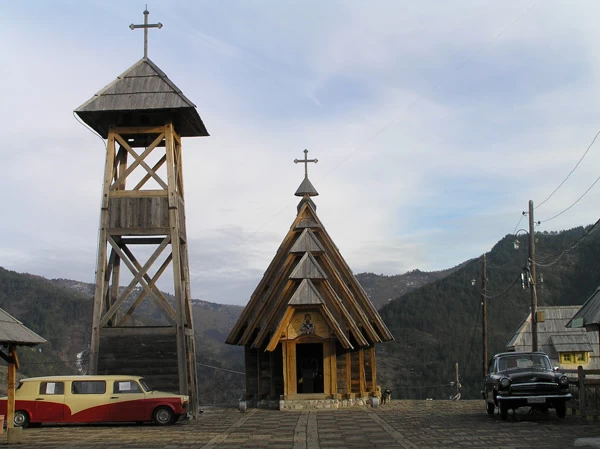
[294,149,318,178]
[294,149,319,198]
[130,7,163,59]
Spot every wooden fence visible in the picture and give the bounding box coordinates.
[562,366,600,419]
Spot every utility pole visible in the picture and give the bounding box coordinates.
[481,254,488,377]
[455,363,460,399]
[528,200,538,352]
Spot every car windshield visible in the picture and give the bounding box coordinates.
[139,378,153,392]
[497,354,551,371]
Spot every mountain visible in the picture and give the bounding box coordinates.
[356,266,465,310]
[0,268,245,404]
[2,225,598,404]
[376,225,600,400]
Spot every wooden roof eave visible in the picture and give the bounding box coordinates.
[319,303,353,349]
[264,303,353,352]
[317,236,393,342]
[319,253,381,344]
[321,282,369,347]
[265,308,296,352]
[250,280,296,349]
[298,203,392,341]
[226,236,297,345]
[236,206,327,347]
[238,256,297,346]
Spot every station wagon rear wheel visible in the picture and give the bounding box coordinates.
[153,406,175,426]
[14,410,29,428]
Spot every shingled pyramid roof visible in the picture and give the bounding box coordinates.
[75,58,208,138]
[0,308,46,346]
[226,197,394,351]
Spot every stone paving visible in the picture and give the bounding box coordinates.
[0,400,599,448]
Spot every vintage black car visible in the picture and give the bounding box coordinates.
[483,352,572,420]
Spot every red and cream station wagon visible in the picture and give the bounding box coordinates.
[0,375,189,427]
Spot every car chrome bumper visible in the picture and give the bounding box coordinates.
[497,393,572,401]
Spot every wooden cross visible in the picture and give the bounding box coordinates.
[294,149,318,177]
[129,8,163,59]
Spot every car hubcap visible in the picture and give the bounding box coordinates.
[157,409,170,423]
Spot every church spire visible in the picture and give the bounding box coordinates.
[294,149,319,198]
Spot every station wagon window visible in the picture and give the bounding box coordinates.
[72,381,106,394]
[39,382,64,395]
[113,381,142,394]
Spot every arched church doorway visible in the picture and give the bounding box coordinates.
[296,343,323,394]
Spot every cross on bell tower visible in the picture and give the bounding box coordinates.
[75,9,209,418]
[129,7,163,59]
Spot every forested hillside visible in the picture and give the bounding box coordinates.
[377,225,600,400]
[356,267,462,310]
[0,267,245,405]
[2,225,598,404]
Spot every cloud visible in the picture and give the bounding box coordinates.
[3,1,600,305]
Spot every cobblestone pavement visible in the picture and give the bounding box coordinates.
[1,400,599,448]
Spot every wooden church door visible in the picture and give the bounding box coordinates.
[295,343,324,394]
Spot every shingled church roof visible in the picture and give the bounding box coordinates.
[75,58,208,138]
[226,166,393,351]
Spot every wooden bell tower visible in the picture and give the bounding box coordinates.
[74,9,208,417]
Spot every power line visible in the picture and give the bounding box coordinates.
[484,273,522,299]
[537,127,600,210]
[539,174,600,223]
[534,218,600,268]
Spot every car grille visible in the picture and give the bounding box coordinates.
[510,382,558,395]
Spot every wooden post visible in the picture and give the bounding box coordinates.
[455,363,460,398]
[358,349,365,396]
[578,365,586,416]
[282,342,289,397]
[528,200,538,352]
[345,352,351,396]
[370,347,377,393]
[6,345,16,430]
[90,129,116,374]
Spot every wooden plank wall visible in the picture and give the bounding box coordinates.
[109,197,169,231]
[259,350,271,398]
[350,351,360,394]
[271,345,284,397]
[97,329,179,393]
[245,347,259,398]
[336,344,348,395]
[364,347,374,391]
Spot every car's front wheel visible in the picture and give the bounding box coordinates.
[153,406,175,426]
[555,401,566,419]
[499,402,509,420]
[486,401,495,415]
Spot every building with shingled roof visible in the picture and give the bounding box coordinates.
[507,305,599,370]
[226,151,393,410]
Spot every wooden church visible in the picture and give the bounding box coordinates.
[226,151,393,409]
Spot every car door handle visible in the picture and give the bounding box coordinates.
[110,396,119,399]
[35,398,44,401]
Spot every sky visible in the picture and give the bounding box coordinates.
[2,1,600,306]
